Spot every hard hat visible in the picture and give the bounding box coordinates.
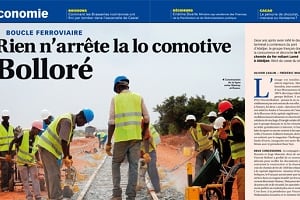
[185,114,196,122]
[82,108,94,123]
[214,117,226,129]
[218,100,233,114]
[2,109,9,117]
[207,111,217,118]
[41,109,51,120]
[32,120,44,131]
[113,75,129,92]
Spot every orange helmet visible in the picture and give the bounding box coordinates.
[218,100,233,114]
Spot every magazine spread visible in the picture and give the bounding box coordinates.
[1,0,300,199]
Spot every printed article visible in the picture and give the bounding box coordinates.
[246,24,300,199]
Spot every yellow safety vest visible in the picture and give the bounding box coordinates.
[100,132,107,139]
[212,129,227,158]
[114,92,142,142]
[190,123,212,152]
[212,130,218,144]
[38,113,73,159]
[141,124,159,152]
[229,116,245,159]
[0,124,15,151]
[16,130,39,166]
[208,130,214,147]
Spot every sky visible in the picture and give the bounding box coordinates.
[0,23,244,129]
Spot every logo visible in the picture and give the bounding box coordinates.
[0,9,48,19]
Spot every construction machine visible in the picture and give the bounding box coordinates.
[185,150,224,200]
[184,150,244,200]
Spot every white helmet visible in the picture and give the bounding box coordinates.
[41,109,51,120]
[185,115,196,122]
[2,109,10,117]
[214,117,226,129]
[207,111,217,118]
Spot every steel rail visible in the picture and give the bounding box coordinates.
[74,155,159,200]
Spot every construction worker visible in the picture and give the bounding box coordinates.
[95,131,107,149]
[137,122,161,195]
[0,109,15,192]
[185,114,214,177]
[38,109,94,200]
[40,109,62,167]
[106,75,150,200]
[8,120,44,200]
[207,111,217,125]
[206,111,217,143]
[213,116,234,200]
[218,100,245,200]
[40,109,54,135]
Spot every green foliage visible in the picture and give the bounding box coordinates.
[153,95,245,135]
[167,123,178,135]
[153,94,188,135]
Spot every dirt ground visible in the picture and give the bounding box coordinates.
[0,135,239,200]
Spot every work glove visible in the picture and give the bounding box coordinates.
[63,156,73,168]
[218,129,228,140]
[13,126,23,136]
[142,153,151,163]
[5,154,12,162]
[105,144,113,156]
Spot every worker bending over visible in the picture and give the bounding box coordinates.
[8,120,44,200]
[38,109,94,200]
[185,114,213,177]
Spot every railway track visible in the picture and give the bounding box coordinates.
[1,138,184,200]
[72,154,160,200]
[68,137,184,199]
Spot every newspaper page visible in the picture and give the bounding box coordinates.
[1,0,300,199]
[246,24,300,199]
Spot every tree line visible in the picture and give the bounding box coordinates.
[153,94,245,135]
